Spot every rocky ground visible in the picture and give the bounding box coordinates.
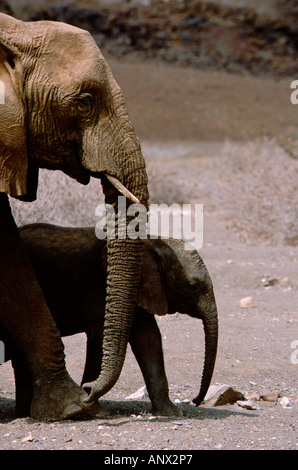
[0,0,297,453]
[7,0,298,78]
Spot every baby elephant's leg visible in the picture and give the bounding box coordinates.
[130,308,182,417]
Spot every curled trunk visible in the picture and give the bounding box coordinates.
[83,170,148,403]
[84,238,144,399]
[193,296,218,406]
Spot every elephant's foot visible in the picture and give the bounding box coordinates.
[30,375,94,421]
[151,398,183,417]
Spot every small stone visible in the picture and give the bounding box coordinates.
[260,392,280,402]
[261,276,279,287]
[237,400,260,410]
[278,396,292,408]
[125,385,148,400]
[245,392,261,401]
[204,384,245,406]
[240,296,254,308]
[21,435,34,443]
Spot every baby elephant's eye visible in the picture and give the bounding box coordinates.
[77,93,94,113]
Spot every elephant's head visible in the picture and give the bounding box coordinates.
[136,238,218,406]
[0,14,149,401]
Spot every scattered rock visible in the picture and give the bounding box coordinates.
[237,400,260,410]
[24,0,298,78]
[21,435,34,443]
[245,392,261,401]
[261,276,291,288]
[260,392,280,402]
[278,397,292,409]
[261,276,280,287]
[204,384,245,406]
[125,386,148,400]
[240,296,254,309]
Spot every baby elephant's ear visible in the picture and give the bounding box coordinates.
[137,245,168,316]
[0,44,37,201]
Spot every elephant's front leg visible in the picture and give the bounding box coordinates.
[0,194,90,420]
[130,308,182,417]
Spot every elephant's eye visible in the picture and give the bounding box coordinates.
[76,93,94,114]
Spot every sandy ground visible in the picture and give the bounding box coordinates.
[0,57,297,451]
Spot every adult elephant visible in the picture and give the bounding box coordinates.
[0,14,149,420]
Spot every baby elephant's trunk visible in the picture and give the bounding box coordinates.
[193,293,218,405]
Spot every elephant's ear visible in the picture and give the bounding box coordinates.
[0,44,38,201]
[101,240,168,316]
[137,244,168,316]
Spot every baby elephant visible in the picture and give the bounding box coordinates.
[1,224,218,418]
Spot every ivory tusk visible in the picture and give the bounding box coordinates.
[104,173,140,204]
